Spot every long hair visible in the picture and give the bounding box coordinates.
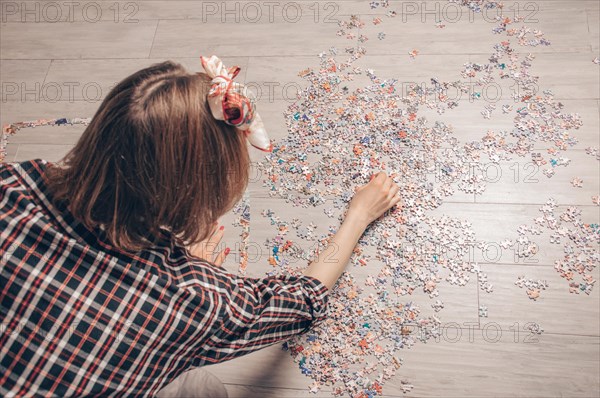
[43,61,250,252]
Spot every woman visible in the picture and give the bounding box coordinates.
[0,56,401,397]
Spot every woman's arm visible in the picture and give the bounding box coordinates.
[185,171,400,364]
[303,171,401,289]
[186,171,401,287]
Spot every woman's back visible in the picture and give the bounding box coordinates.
[0,159,328,397]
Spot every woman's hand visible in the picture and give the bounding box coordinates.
[346,171,402,229]
[187,221,231,267]
[303,171,402,289]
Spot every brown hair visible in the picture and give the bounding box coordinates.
[43,61,250,252]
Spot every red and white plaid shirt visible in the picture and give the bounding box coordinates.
[0,159,329,397]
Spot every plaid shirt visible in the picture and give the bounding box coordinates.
[0,159,329,397]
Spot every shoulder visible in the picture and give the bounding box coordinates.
[1,158,61,209]
[1,158,49,188]
[1,158,74,235]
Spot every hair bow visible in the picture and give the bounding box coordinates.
[200,55,273,152]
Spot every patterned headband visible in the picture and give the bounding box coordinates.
[200,55,273,152]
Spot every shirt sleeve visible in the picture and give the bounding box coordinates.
[189,260,329,364]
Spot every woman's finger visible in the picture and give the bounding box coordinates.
[209,226,226,260]
[208,225,225,246]
[213,247,230,267]
[382,174,393,191]
[387,183,400,200]
[377,171,388,181]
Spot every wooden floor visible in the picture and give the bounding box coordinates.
[1,1,599,396]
